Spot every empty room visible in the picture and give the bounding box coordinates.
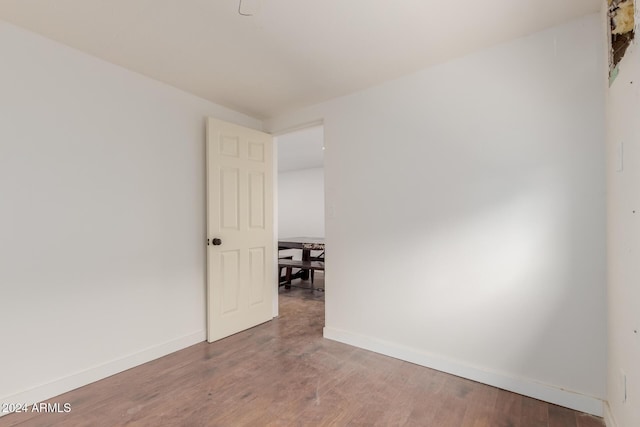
[1,1,638,426]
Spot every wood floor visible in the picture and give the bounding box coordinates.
[2,276,604,427]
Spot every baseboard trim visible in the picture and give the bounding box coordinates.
[0,330,206,417]
[323,326,603,417]
[603,401,617,427]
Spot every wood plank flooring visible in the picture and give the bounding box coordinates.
[1,276,604,426]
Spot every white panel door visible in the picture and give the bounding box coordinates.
[206,117,274,342]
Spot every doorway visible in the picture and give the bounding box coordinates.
[275,124,326,308]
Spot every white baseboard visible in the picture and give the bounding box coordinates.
[604,402,617,427]
[323,326,604,417]
[0,330,206,417]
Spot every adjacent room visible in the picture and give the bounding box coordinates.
[1,1,638,426]
[276,125,325,293]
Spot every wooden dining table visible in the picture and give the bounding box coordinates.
[278,237,325,280]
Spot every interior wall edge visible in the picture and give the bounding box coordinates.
[269,119,324,136]
[323,326,604,417]
[604,401,618,427]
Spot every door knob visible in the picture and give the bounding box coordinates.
[212,238,222,246]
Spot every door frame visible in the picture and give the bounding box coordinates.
[203,117,326,330]
[271,120,326,318]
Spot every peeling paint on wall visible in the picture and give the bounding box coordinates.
[609,0,636,84]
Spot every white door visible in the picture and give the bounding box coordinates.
[206,117,274,342]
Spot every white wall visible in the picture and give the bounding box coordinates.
[278,168,325,239]
[277,125,324,172]
[605,29,640,427]
[266,14,606,415]
[0,20,261,408]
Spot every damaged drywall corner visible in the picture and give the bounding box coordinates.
[609,65,620,86]
[612,0,635,34]
[609,0,636,84]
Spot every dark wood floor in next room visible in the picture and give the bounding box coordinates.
[1,275,604,426]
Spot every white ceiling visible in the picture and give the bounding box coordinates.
[0,0,601,119]
[277,125,323,172]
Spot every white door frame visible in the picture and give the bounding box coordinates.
[271,120,326,319]
[204,118,326,325]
